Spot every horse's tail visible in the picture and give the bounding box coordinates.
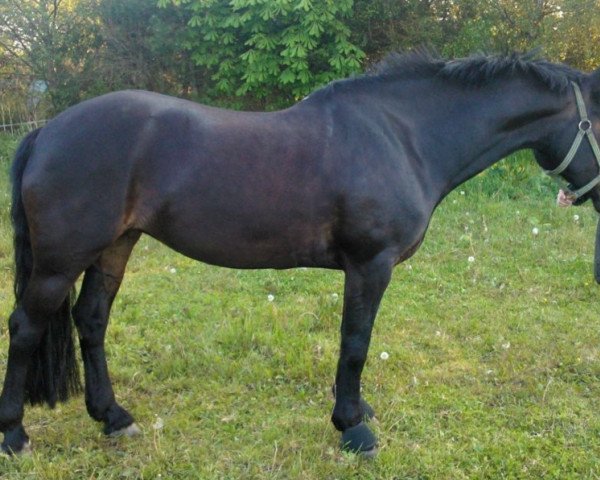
[11,127,81,407]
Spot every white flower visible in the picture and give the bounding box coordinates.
[331,293,339,301]
[460,191,465,195]
[267,294,275,302]
[169,267,177,274]
[468,256,475,263]
[532,227,539,236]
[502,342,511,350]
[380,351,389,360]
[153,416,164,430]
[573,214,580,222]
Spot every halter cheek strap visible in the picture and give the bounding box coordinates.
[545,82,600,199]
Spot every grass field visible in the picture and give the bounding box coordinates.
[0,133,598,479]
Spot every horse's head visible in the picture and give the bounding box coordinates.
[534,68,600,212]
[534,68,600,282]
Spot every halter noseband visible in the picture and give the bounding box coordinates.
[545,81,600,199]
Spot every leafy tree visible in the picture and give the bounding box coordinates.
[350,0,599,71]
[2,0,599,117]
[160,0,365,109]
[350,0,447,61]
[543,0,600,70]
[91,0,196,95]
[0,0,101,112]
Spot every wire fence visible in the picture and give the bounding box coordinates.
[0,90,48,134]
[0,119,48,134]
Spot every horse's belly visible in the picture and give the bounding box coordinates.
[135,155,340,269]
[144,214,339,270]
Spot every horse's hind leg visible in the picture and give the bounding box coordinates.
[0,273,75,454]
[72,231,141,436]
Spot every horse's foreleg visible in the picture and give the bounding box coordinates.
[332,252,393,456]
[72,232,140,436]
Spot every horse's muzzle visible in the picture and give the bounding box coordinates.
[569,184,600,210]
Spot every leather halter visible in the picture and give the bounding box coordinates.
[545,82,600,199]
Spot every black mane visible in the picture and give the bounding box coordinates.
[369,50,584,92]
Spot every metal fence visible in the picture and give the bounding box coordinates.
[0,119,48,134]
[0,86,49,134]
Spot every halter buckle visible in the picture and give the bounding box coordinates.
[579,119,592,132]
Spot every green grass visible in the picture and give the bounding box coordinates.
[0,136,599,479]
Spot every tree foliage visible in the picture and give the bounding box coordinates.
[350,0,600,66]
[0,0,100,111]
[0,0,599,115]
[91,0,194,94]
[158,0,364,108]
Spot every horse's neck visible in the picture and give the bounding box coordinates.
[405,79,567,200]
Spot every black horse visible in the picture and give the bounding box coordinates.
[1,51,599,456]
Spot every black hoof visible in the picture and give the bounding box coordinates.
[1,425,30,455]
[340,422,378,457]
[102,404,136,436]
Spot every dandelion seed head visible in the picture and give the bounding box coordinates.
[153,416,164,430]
[380,351,389,360]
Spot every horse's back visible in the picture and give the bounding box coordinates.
[21,91,342,271]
